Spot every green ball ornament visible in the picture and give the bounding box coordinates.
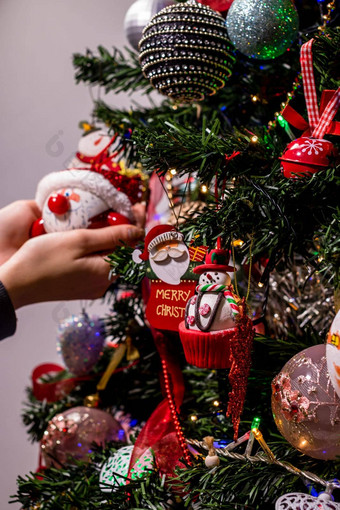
[226,0,299,60]
[99,445,154,492]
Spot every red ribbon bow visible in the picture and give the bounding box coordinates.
[282,39,340,139]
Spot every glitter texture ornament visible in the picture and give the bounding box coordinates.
[139,0,235,103]
[57,313,105,376]
[99,445,154,492]
[275,492,340,510]
[124,0,174,51]
[226,0,299,60]
[41,406,125,467]
[326,309,340,399]
[272,344,340,460]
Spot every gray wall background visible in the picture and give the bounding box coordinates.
[0,1,143,506]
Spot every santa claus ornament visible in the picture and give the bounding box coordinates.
[31,126,144,236]
[178,247,255,438]
[280,39,340,178]
[132,225,207,331]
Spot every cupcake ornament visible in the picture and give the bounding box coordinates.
[178,247,255,438]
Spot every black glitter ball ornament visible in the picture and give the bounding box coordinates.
[139,0,235,103]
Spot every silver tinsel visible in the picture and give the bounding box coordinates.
[251,259,334,338]
[226,0,299,60]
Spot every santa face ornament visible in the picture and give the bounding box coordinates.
[148,236,190,285]
[132,225,207,331]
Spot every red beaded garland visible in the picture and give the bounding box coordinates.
[161,359,191,464]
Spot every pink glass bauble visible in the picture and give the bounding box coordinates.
[41,406,125,467]
[271,344,340,460]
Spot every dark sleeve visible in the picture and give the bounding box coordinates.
[0,280,17,340]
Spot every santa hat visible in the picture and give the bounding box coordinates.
[35,166,143,221]
[132,225,183,263]
[193,248,234,274]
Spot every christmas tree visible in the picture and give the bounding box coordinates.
[11,0,340,508]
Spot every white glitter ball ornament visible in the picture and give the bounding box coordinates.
[99,445,154,492]
[275,492,340,510]
[57,313,105,376]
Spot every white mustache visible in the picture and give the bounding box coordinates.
[150,247,186,262]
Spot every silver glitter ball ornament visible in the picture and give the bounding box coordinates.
[57,313,105,376]
[226,0,299,60]
[124,0,174,51]
[139,0,235,103]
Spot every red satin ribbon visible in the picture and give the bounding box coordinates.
[282,90,340,137]
[127,329,186,478]
[32,359,139,402]
[32,363,85,402]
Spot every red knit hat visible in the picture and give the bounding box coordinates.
[193,248,234,274]
[132,225,184,263]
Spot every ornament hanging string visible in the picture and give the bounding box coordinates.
[230,233,254,304]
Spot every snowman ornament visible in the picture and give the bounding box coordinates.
[67,124,117,170]
[31,127,143,236]
[179,248,241,369]
[184,249,239,332]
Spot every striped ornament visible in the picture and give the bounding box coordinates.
[224,290,239,316]
[196,284,226,293]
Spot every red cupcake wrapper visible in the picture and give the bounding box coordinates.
[178,321,236,369]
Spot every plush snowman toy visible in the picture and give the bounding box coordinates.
[184,249,239,332]
[31,127,144,235]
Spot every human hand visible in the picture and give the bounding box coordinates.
[0,224,144,309]
[0,200,41,265]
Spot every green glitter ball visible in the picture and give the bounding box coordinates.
[99,445,154,492]
[226,0,299,60]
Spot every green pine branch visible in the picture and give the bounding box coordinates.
[73,46,153,95]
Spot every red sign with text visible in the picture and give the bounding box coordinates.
[146,279,197,331]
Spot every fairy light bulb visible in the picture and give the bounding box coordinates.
[251,135,258,143]
[213,400,220,407]
[201,184,208,193]
[251,416,261,430]
[190,415,198,422]
[258,282,264,288]
[169,168,177,176]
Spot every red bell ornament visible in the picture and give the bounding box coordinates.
[280,137,338,179]
[279,39,340,179]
